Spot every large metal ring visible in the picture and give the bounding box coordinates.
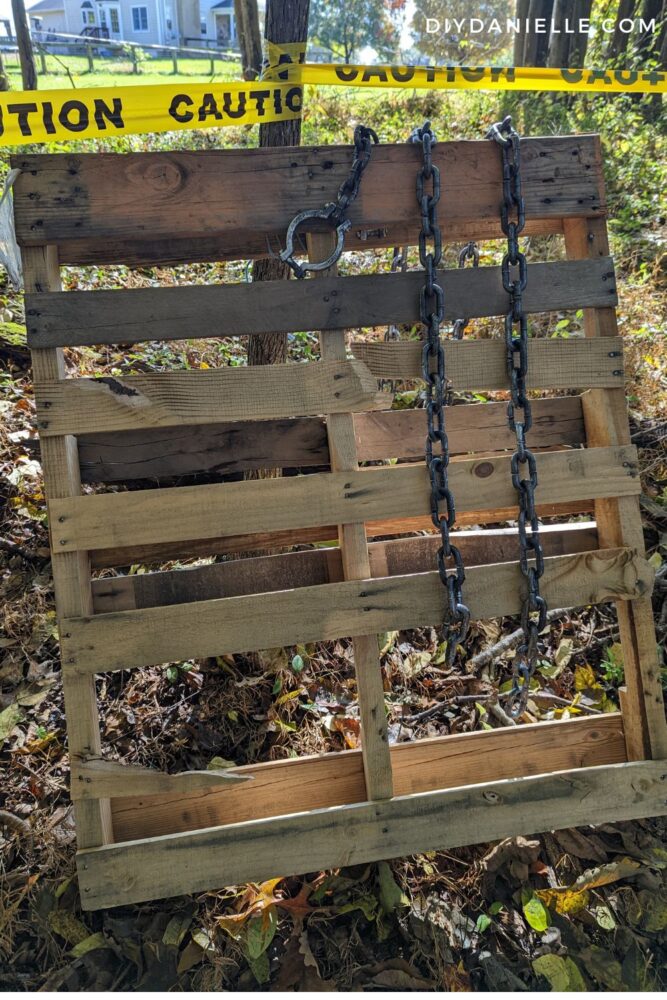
[279,206,351,279]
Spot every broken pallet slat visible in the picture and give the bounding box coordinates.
[35,339,623,437]
[34,359,387,436]
[109,715,627,837]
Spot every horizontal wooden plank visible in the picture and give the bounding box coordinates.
[26,258,616,349]
[53,218,566,268]
[51,446,639,553]
[13,137,604,262]
[62,547,653,674]
[78,397,586,484]
[352,336,625,388]
[79,760,667,909]
[88,500,595,570]
[111,715,625,838]
[35,359,386,437]
[72,758,250,800]
[91,522,599,614]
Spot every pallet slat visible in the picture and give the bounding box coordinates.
[77,397,586,484]
[36,340,622,438]
[51,446,639,553]
[78,760,667,909]
[13,136,604,259]
[352,336,625,387]
[35,359,386,437]
[61,547,652,674]
[72,759,250,800]
[91,523,599,614]
[88,500,596,570]
[109,715,626,837]
[26,258,616,348]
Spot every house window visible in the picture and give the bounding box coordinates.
[131,6,149,31]
[82,10,95,25]
[109,8,121,32]
[200,19,207,34]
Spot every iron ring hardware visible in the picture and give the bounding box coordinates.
[280,205,351,279]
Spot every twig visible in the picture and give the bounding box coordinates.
[467,607,572,671]
[0,537,49,564]
[0,810,32,839]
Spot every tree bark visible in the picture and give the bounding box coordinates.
[234,0,262,79]
[608,0,638,60]
[0,51,9,90]
[247,0,310,479]
[514,0,531,65]
[523,0,555,67]
[11,0,37,90]
[547,0,576,66]
[568,0,593,66]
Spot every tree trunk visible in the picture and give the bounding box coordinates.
[514,0,531,65]
[547,0,576,66]
[608,0,638,60]
[234,0,262,79]
[247,0,310,479]
[636,0,663,58]
[0,51,9,90]
[523,0,555,67]
[568,0,593,66]
[11,0,37,90]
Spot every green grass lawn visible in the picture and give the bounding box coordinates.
[4,52,241,89]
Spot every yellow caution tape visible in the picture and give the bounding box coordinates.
[262,42,666,94]
[0,80,302,146]
[0,43,663,146]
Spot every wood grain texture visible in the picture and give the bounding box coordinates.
[51,446,639,554]
[72,758,250,800]
[24,247,112,850]
[351,336,625,388]
[61,547,653,674]
[13,136,604,258]
[110,715,626,839]
[35,359,386,437]
[91,523,600,614]
[88,499,595,570]
[79,760,667,909]
[77,396,586,484]
[563,216,667,762]
[308,228,393,801]
[26,258,616,349]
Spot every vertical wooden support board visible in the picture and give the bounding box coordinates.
[308,232,393,800]
[563,216,667,761]
[24,246,112,848]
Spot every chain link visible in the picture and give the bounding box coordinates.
[486,115,547,718]
[280,124,379,278]
[452,241,480,340]
[411,121,470,665]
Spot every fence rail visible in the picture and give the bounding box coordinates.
[0,29,240,78]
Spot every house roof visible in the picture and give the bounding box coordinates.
[28,0,64,11]
[211,1,234,8]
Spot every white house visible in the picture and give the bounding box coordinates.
[27,0,263,48]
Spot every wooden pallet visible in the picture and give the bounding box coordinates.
[13,134,667,911]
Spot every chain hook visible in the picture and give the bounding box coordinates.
[279,124,379,279]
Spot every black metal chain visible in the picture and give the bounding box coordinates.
[280,124,379,278]
[452,241,480,340]
[486,115,547,718]
[411,121,470,665]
